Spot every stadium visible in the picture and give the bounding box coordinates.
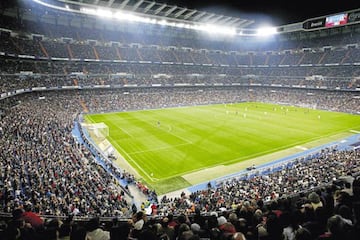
[0,0,360,239]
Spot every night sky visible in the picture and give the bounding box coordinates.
[157,0,360,26]
[3,0,359,27]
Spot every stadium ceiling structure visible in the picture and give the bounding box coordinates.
[31,0,283,36]
[57,0,255,29]
[29,0,360,36]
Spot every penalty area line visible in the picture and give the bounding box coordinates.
[120,127,133,137]
[158,124,193,144]
[108,136,157,182]
[128,142,191,155]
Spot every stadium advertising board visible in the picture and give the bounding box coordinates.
[303,18,325,29]
[325,13,348,27]
[303,10,360,31]
[348,10,360,23]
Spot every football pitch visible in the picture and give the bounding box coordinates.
[84,102,360,194]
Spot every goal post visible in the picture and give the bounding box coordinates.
[83,122,109,141]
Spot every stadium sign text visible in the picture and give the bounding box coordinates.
[303,18,325,30]
[348,11,360,23]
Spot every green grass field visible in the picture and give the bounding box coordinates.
[84,102,360,194]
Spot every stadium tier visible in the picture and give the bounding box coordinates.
[0,1,360,240]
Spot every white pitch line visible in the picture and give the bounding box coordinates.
[156,125,193,144]
[120,127,133,137]
[109,136,156,181]
[295,146,308,151]
[350,130,360,134]
[159,124,193,144]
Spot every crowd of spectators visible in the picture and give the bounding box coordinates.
[157,147,360,213]
[1,169,360,240]
[1,34,360,68]
[0,14,360,95]
[0,62,359,97]
[0,93,133,220]
[76,87,359,114]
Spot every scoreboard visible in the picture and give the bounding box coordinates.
[325,13,348,27]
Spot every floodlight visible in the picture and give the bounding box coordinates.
[81,7,96,16]
[32,0,241,37]
[197,24,236,36]
[96,9,113,18]
[256,26,277,36]
[158,20,168,26]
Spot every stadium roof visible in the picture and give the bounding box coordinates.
[20,1,360,36]
[54,0,256,28]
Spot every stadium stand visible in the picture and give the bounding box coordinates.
[0,1,359,239]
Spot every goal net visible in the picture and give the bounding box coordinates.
[83,122,109,141]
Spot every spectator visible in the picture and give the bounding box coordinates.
[21,204,44,229]
[85,217,110,240]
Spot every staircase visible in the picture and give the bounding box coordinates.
[62,66,68,75]
[297,53,305,65]
[73,78,78,86]
[39,41,49,58]
[93,46,100,60]
[10,38,23,54]
[79,99,89,113]
[136,48,143,61]
[340,50,350,64]
[115,47,122,60]
[66,44,74,59]
[317,52,327,64]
